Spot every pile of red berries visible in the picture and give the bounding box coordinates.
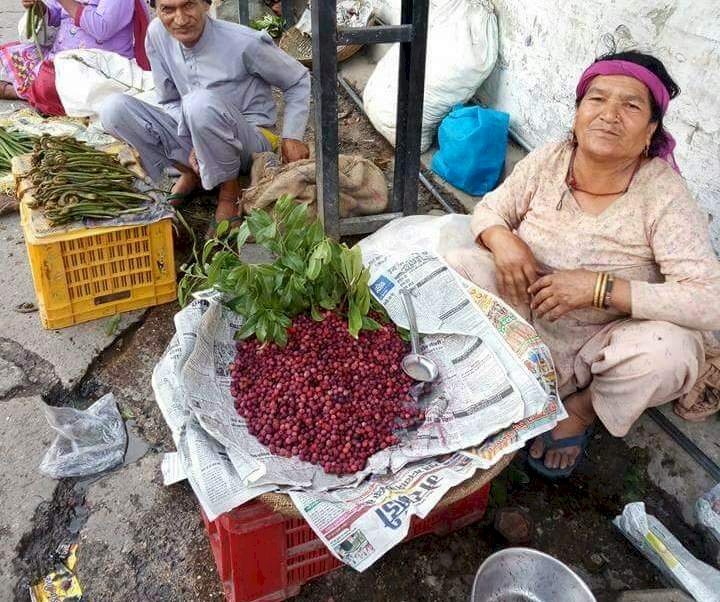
[230,312,424,475]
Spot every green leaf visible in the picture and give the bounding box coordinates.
[256,315,268,343]
[318,296,336,310]
[350,245,363,277]
[306,258,321,281]
[285,201,309,231]
[282,253,305,274]
[310,305,324,321]
[361,316,382,331]
[215,219,230,238]
[201,238,217,265]
[235,221,250,251]
[274,325,289,348]
[235,314,259,339]
[348,304,362,338]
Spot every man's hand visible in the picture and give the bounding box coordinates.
[481,226,541,308]
[188,148,199,175]
[528,269,597,321]
[281,139,309,164]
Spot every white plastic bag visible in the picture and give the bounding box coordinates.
[363,0,498,151]
[54,49,157,118]
[39,393,127,479]
[614,502,720,602]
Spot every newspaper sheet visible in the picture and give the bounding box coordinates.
[289,453,504,572]
[151,214,566,558]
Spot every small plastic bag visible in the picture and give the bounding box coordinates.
[614,502,720,602]
[39,393,127,479]
[431,104,509,196]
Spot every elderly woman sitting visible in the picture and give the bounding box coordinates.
[446,50,720,478]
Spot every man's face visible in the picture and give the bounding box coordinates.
[156,0,210,47]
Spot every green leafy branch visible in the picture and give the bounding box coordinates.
[178,195,384,346]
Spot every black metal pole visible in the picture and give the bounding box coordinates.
[238,0,249,25]
[647,408,720,482]
[391,0,429,215]
[311,1,340,238]
[281,0,295,28]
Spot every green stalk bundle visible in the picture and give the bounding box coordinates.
[25,2,47,59]
[28,135,153,226]
[0,126,34,177]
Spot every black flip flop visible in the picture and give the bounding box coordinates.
[527,425,594,480]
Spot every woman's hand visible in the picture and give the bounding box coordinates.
[21,0,38,8]
[528,269,597,321]
[481,226,541,307]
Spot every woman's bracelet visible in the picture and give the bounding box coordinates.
[603,274,614,309]
[593,272,609,309]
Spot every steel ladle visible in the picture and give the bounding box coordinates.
[400,290,439,382]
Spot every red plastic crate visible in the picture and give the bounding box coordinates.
[202,482,491,602]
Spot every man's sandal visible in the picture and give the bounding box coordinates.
[206,215,243,239]
[527,425,594,480]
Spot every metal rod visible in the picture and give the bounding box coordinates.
[391,0,429,216]
[311,1,340,238]
[337,24,413,45]
[337,76,459,216]
[238,0,249,25]
[647,408,720,482]
[281,0,295,28]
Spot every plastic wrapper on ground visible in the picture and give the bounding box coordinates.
[39,393,127,479]
[614,502,720,602]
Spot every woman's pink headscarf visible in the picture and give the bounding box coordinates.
[576,59,679,173]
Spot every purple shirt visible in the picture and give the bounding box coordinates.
[46,0,138,59]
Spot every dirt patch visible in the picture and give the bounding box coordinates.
[74,302,180,450]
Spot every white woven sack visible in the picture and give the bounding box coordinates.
[364,0,498,151]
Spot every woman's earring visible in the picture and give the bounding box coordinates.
[644,143,650,157]
[569,130,578,146]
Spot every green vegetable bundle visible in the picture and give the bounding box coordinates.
[27,135,153,226]
[250,14,285,38]
[0,126,34,177]
[25,2,47,58]
[179,195,383,345]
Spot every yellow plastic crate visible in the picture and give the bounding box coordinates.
[20,201,177,329]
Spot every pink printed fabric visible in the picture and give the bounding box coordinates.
[576,59,680,172]
[0,42,42,99]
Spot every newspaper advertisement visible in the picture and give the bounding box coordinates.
[151,214,566,558]
[289,453,508,572]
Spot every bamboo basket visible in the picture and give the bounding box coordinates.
[279,24,367,67]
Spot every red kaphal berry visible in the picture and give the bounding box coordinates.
[231,312,424,475]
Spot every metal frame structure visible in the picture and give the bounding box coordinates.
[311,0,430,237]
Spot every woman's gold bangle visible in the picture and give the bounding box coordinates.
[593,272,608,308]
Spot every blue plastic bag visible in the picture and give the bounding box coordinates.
[431,105,510,196]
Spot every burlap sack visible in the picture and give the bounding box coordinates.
[241,152,389,218]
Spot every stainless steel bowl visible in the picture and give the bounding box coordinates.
[471,548,596,602]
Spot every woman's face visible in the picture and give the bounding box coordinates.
[574,75,658,162]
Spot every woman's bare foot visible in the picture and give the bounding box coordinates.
[0,81,19,100]
[529,387,596,470]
